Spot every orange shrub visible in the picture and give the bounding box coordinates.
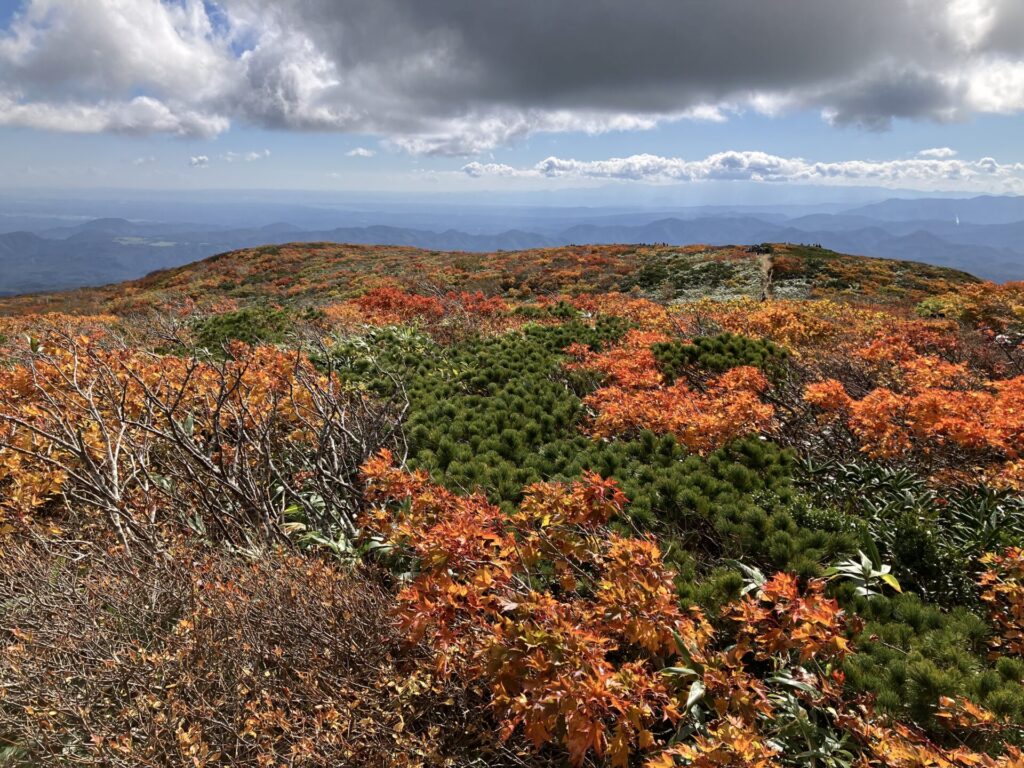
[583,366,774,453]
[803,375,1024,484]
[361,450,712,765]
[979,547,1024,658]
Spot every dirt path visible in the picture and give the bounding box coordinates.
[759,251,775,301]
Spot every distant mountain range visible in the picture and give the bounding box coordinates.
[2,195,1023,295]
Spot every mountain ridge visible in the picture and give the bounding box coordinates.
[0,241,980,318]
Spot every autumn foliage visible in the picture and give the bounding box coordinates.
[979,547,1024,658]
[2,243,1024,767]
[362,449,708,764]
[361,452,1023,767]
[0,539,512,767]
[568,330,775,453]
[803,332,1024,487]
[0,329,404,545]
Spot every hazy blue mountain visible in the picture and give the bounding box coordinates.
[845,195,1024,225]
[0,229,218,294]
[559,217,781,245]
[940,220,1024,251]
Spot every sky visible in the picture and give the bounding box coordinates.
[1,0,1023,197]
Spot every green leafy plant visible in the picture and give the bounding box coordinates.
[824,550,902,597]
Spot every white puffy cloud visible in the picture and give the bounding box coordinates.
[0,0,1023,153]
[0,93,228,136]
[0,0,236,98]
[346,147,376,157]
[0,0,236,137]
[461,162,520,178]
[918,147,959,158]
[462,150,1024,192]
[189,155,210,167]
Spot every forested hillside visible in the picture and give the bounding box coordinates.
[1,242,1023,767]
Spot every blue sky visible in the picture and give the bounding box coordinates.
[1,0,1023,196]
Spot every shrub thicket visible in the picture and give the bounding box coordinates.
[325,318,1024,743]
[3,260,1024,766]
[0,541,521,767]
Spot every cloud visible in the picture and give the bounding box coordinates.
[918,147,959,158]
[0,0,235,137]
[221,149,271,162]
[461,150,1024,192]
[461,162,519,178]
[382,110,678,156]
[1,0,1023,152]
[189,155,210,168]
[0,93,228,137]
[346,147,376,157]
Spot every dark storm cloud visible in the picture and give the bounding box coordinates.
[820,69,969,130]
